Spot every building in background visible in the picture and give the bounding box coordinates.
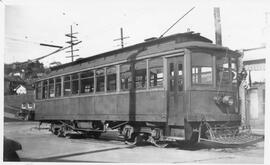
[243,50,266,130]
[14,84,27,95]
[241,13,269,130]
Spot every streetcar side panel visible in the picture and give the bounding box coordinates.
[35,90,167,122]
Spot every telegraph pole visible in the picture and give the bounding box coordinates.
[113,27,130,48]
[65,25,80,62]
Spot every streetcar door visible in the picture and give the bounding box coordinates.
[167,56,185,126]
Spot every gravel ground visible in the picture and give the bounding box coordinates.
[4,121,265,163]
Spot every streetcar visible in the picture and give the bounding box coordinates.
[34,32,263,147]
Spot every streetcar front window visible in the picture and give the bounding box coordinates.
[191,53,213,85]
[216,56,230,86]
[231,57,238,86]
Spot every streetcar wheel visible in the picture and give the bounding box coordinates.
[125,134,143,146]
[51,124,59,135]
[57,127,64,137]
[62,126,70,138]
[53,129,58,135]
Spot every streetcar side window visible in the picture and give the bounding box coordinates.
[48,78,55,98]
[55,77,62,97]
[64,75,71,96]
[42,80,48,99]
[120,64,132,91]
[72,73,79,94]
[107,66,117,92]
[191,53,213,85]
[96,68,105,92]
[149,57,163,88]
[135,60,147,89]
[36,81,42,100]
[80,70,94,94]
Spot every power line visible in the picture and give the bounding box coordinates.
[32,41,82,62]
[5,36,40,44]
[6,36,62,48]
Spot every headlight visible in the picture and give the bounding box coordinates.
[222,96,234,106]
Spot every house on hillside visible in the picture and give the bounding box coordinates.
[4,75,25,95]
[14,85,27,95]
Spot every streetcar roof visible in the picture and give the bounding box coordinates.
[40,32,241,80]
[50,32,214,71]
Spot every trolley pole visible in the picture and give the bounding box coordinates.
[65,25,80,62]
[113,27,130,48]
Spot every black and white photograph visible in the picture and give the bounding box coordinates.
[1,0,269,163]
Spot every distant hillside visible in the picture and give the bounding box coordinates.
[4,94,34,108]
[4,94,35,122]
[4,61,46,80]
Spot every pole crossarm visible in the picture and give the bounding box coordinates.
[113,27,130,48]
[65,25,81,62]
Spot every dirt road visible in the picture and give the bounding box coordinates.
[4,121,264,163]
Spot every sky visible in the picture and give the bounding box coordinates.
[2,0,270,67]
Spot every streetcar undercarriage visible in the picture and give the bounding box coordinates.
[42,119,263,148]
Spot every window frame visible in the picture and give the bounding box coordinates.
[106,66,117,92]
[120,63,132,91]
[35,81,42,100]
[42,80,48,99]
[95,68,105,93]
[216,55,231,86]
[191,52,214,86]
[64,75,71,96]
[149,57,164,89]
[48,78,55,98]
[36,55,167,99]
[55,77,62,97]
[80,70,94,94]
[134,60,147,90]
[71,73,80,95]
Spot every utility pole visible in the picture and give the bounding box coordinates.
[113,27,130,48]
[214,7,222,46]
[65,25,80,62]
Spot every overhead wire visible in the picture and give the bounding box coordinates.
[5,36,42,45]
